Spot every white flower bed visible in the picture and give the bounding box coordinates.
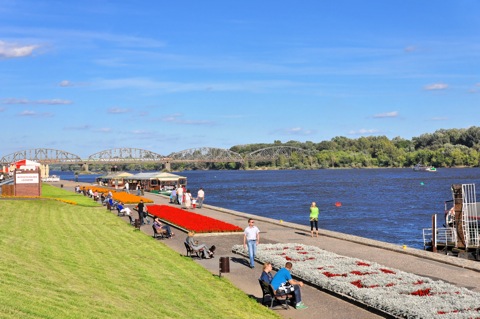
[232,243,480,319]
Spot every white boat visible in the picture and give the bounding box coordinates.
[413,164,437,172]
[41,175,61,182]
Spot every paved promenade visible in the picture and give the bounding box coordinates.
[58,181,480,319]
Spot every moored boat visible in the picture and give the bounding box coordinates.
[422,183,480,261]
[41,175,61,182]
[413,164,437,172]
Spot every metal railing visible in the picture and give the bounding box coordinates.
[422,227,457,250]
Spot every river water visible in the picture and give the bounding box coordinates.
[53,168,480,249]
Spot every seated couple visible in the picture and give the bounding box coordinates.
[260,262,308,309]
[153,217,174,238]
[186,232,215,259]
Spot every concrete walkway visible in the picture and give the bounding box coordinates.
[57,181,480,319]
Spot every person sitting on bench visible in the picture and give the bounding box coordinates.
[271,262,307,309]
[185,231,215,258]
[153,217,174,238]
[259,262,273,283]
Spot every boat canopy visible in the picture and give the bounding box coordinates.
[99,171,134,180]
[130,172,186,181]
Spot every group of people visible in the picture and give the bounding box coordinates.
[244,211,315,310]
[75,185,100,201]
[170,186,205,210]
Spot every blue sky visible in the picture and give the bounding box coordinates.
[1,1,479,158]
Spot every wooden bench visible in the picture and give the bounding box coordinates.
[152,225,168,239]
[258,279,293,309]
[184,242,204,258]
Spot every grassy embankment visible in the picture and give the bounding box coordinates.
[0,187,279,319]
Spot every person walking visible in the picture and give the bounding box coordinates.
[184,189,193,209]
[243,218,260,269]
[309,201,319,237]
[135,199,145,225]
[177,186,184,206]
[196,188,205,208]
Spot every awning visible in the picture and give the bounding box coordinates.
[14,159,41,169]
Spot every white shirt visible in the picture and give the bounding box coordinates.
[197,189,205,198]
[244,226,260,241]
[121,207,132,216]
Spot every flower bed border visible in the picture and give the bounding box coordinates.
[232,243,480,319]
[148,204,243,234]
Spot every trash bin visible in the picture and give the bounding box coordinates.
[134,218,141,230]
[219,257,230,277]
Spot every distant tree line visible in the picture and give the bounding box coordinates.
[230,126,480,169]
[53,126,480,172]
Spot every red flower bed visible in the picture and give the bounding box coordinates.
[350,280,379,289]
[350,271,377,276]
[147,205,243,233]
[323,272,347,278]
[410,288,431,296]
[380,268,396,274]
[356,261,371,267]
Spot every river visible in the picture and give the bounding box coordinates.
[53,168,480,249]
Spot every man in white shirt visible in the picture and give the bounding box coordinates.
[243,218,260,269]
[177,186,184,205]
[196,188,205,208]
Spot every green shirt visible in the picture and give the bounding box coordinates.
[310,206,319,219]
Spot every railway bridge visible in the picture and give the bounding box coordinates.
[0,146,314,171]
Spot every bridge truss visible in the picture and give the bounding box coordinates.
[0,148,82,165]
[169,147,243,163]
[88,148,167,163]
[1,146,314,167]
[245,146,313,162]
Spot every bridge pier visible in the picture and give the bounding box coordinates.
[82,163,89,172]
[164,162,171,172]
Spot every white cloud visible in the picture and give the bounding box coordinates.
[96,77,310,94]
[373,111,398,118]
[131,130,150,135]
[18,110,53,117]
[0,40,40,58]
[1,98,72,105]
[424,83,448,91]
[37,99,73,105]
[107,107,129,114]
[64,125,91,130]
[58,80,89,88]
[348,129,380,135]
[1,98,29,104]
[284,127,315,135]
[404,46,417,53]
[161,113,214,125]
[19,110,36,116]
[269,127,315,136]
[431,117,448,121]
[59,80,73,87]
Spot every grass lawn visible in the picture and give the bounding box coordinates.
[41,184,101,207]
[0,200,279,319]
